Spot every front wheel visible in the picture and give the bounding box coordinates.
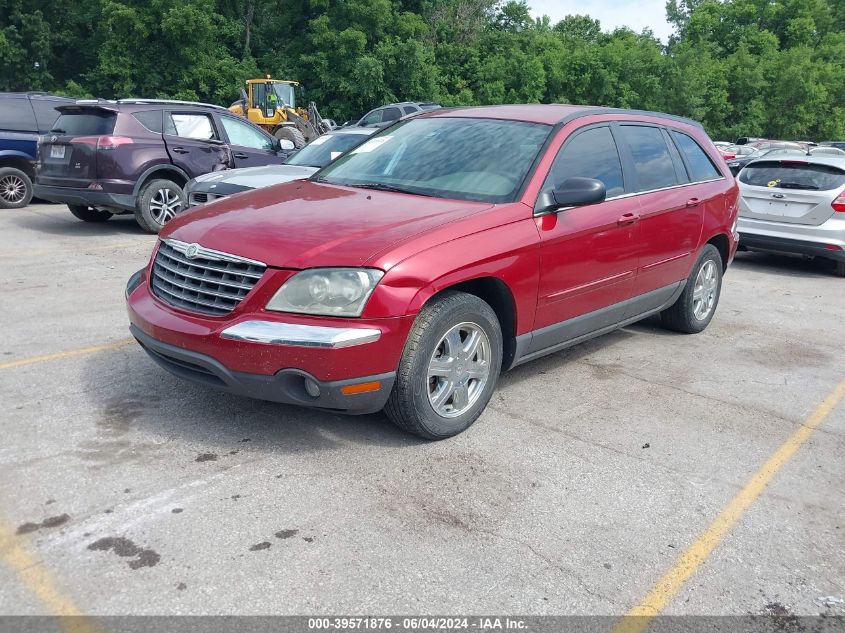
[385,291,503,440]
[661,244,723,333]
[274,126,306,149]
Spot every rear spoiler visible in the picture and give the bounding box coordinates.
[56,101,119,113]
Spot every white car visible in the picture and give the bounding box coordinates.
[737,155,845,276]
[184,127,375,207]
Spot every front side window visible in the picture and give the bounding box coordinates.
[619,125,679,191]
[286,133,371,168]
[315,117,551,203]
[542,126,625,198]
[672,131,722,182]
[403,105,418,115]
[360,110,382,126]
[220,116,273,150]
[165,113,216,140]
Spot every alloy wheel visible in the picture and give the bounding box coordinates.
[149,187,184,226]
[427,322,491,418]
[0,174,27,205]
[692,260,719,320]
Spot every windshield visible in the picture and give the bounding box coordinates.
[272,83,296,108]
[286,133,371,168]
[314,117,551,203]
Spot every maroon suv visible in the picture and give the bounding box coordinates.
[127,104,739,439]
[34,99,291,232]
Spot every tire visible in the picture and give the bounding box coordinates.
[661,244,723,334]
[0,167,33,209]
[274,126,306,149]
[834,260,845,278]
[385,291,503,440]
[68,204,112,222]
[134,179,186,233]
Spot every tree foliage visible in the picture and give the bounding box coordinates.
[1,0,842,138]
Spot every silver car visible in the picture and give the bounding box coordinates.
[184,127,375,207]
[737,155,845,276]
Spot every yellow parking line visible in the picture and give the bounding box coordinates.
[613,377,845,633]
[0,338,134,370]
[0,522,97,632]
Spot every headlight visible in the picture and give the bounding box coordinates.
[266,268,384,317]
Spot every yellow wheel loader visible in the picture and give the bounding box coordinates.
[229,78,330,149]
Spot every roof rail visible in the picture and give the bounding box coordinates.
[117,98,227,110]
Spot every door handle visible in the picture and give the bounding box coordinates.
[617,212,640,226]
[172,147,189,154]
[233,153,249,159]
[686,198,701,207]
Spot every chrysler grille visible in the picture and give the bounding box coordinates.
[151,239,266,315]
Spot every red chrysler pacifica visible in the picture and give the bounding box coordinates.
[126,105,739,439]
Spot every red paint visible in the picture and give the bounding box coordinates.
[128,106,738,381]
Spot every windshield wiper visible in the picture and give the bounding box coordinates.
[49,128,66,134]
[349,182,435,196]
[777,182,818,190]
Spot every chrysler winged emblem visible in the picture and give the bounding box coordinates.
[184,243,200,259]
[50,135,57,142]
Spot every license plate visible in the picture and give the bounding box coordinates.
[50,145,65,159]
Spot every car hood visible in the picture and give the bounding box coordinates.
[191,164,318,189]
[164,180,493,269]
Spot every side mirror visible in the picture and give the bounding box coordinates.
[278,139,295,151]
[537,177,606,213]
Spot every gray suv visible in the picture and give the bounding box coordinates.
[736,155,845,276]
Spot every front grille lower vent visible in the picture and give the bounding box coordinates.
[151,239,266,315]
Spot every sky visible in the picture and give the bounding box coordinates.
[529,0,674,42]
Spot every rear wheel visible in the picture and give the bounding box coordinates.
[0,167,33,209]
[385,291,502,440]
[834,260,845,278]
[68,204,112,222]
[661,244,723,333]
[135,179,186,233]
[274,126,306,149]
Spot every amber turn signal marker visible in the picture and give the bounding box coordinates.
[341,381,381,395]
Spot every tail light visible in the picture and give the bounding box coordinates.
[833,195,845,212]
[69,136,133,150]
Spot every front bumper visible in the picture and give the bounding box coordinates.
[131,325,394,414]
[126,269,410,414]
[33,184,136,211]
[738,215,845,262]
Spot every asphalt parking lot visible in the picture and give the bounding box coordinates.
[1,203,843,620]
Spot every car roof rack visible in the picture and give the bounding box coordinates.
[117,98,227,110]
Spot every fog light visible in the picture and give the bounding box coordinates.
[304,378,321,398]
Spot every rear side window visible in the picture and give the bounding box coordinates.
[543,126,625,198]
[133,110,163,133]
[52,110,117,135]
[672,132,722,182]
[164,113,217,140]
[0,98,37,132]
[739,161,845,191]
[381,107,401,122]
[403,105,418,115]
[30,99,65,133]
[619,125,679,191]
